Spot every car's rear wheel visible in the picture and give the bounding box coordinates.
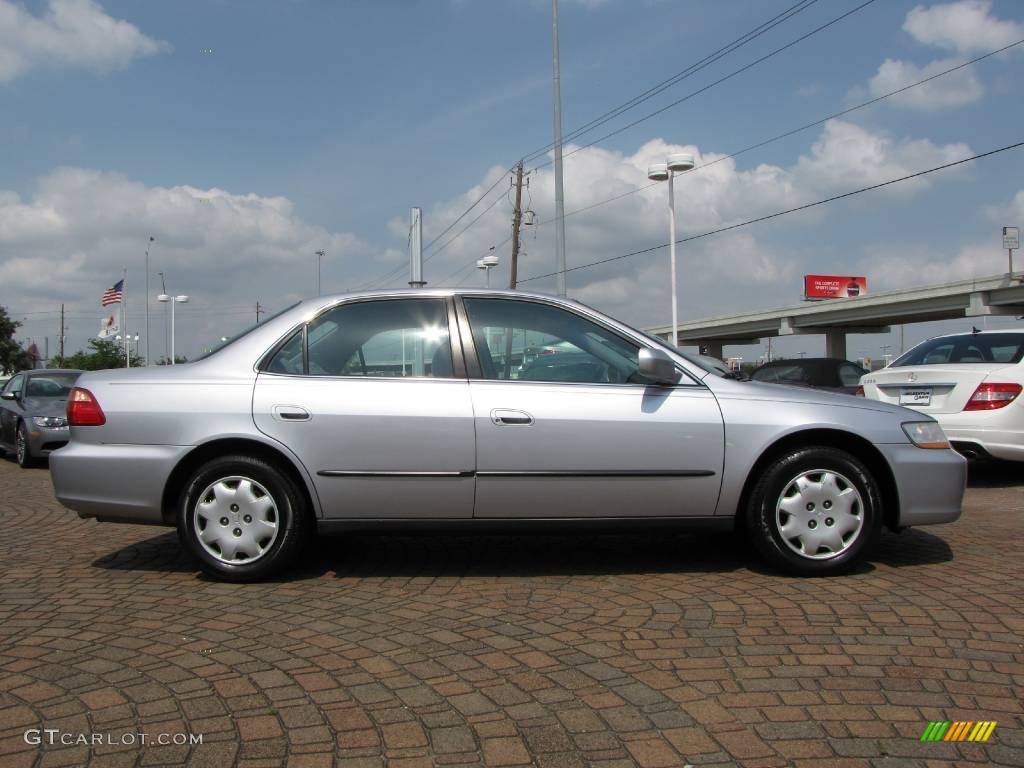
[747,446,880,575]
[16,422,36,468]
[178,455,310,582]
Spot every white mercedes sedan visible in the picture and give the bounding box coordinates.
[860,329,1024,462]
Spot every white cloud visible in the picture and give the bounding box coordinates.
[855,1,1024,111]
[867,56,984,109]
[0,0,169,83]
[0,120,979,357]
[0,168,372,359]
[410,120,972,327]
[904,0,1024,55]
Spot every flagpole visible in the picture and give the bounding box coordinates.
[123,268,128,368]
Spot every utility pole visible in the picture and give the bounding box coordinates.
[509,162,525,289]
[59,304,65,362]
[256,301,263,324]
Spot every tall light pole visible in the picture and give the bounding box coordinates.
[552,0,567,297]
[477,254,499,288]
[144,237,154,366]
[157,271,168,363]
[158,293,189,364]
[647,153,695,348]
[315,250,325,296]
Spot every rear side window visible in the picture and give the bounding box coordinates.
[264,299,454,378]
[892,334,1024,366]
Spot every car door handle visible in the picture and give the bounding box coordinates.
[272,405,311,422]
[491,409,534,426]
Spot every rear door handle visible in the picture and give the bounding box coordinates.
[491,409,534,426]
[272,405,311,422]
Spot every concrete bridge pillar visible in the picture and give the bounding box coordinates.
[825,331,847,360]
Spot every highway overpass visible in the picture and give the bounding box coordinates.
[646,273,1024,360]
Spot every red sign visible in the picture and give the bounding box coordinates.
[804,275,867,300]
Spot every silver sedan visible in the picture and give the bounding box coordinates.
[50,290,965,581]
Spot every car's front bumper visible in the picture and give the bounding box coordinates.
[877,443,966,527]
[49,441,188,525]
[27,424,71,456]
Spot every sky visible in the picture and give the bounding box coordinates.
[2,0,1024,364]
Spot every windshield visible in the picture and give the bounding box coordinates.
[193,302,301,361]
[25,373,80,398]
[892,333,1024,366]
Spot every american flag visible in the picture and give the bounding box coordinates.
[101,280,123,307]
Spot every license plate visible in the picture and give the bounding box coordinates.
[900,388,932,406]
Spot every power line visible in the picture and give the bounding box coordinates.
[517,140,1024,284]
[530,38,1024,229]
[522,0,821,164]
[440,41,1022,283]
[536,0,879,169]
[407,0,830,267]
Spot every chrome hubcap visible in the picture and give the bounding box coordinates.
[193,476,279,564]
[775,469,864,560]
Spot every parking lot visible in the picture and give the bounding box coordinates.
[0,459,1021,768]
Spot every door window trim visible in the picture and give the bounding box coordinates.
[454,295,703,388]
[257,296,468,380]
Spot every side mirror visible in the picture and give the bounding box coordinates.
[639,348,680,385]
[0,391,15,400]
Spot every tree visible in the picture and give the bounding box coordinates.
[53,339,144,371]
[0,306,33,374]
[155,354,188,365]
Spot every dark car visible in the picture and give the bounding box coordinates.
[751,358,867,395]
[0,369,83,467]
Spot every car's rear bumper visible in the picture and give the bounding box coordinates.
[877,443,966,527]
[49,442,187,525]
[937,424,1024,461]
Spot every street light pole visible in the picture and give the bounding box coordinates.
[158,293,189,364]
[315,250,325,296]
[648,153,695,348]
[144,237,154,366]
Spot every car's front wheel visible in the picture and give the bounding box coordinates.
[16,422,36,468]
[178,455,310,582]
[747,446,881,575]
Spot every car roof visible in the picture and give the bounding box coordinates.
[25,369,83,376]
[927,329,1024,338]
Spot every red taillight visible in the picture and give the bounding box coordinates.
[964,382,1022,411]
[854,385,865,397]
[67,387,106,426]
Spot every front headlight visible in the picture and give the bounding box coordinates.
[33,416,68,428]
[902,421,949,449]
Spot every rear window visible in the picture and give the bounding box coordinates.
[892,333,1024,366]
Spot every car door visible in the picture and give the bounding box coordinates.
[0,374,25,449]
[252,297,476,519]
[457,296,725,519]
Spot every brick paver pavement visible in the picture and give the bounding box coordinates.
[0,458,1021,768]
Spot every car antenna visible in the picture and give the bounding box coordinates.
[971,326,981,334]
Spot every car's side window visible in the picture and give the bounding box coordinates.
[462,298,653,385]
[267,299,454,378]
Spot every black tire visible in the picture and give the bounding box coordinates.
[177,455,310,582]
[16,421,36,468]
[746,446,881,576]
